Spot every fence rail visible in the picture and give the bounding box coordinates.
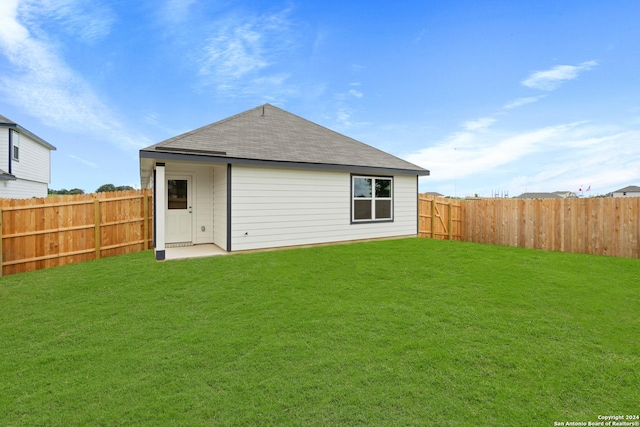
[418,194,640,258]
[0,190,153,276]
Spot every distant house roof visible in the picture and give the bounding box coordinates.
[613,185,640,193]
[0,115,57,151]
[515,192,563,199]
[423,191,444,197]
[553,191,577,198]
[140,104,428,184]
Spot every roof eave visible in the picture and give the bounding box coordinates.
[140,149,430,176]
[0,122,57,150]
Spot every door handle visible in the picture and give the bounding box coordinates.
[189,206,192,213]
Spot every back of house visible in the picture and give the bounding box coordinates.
[140,104,429,259]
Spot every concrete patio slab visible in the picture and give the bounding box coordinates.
[164,244,228,261]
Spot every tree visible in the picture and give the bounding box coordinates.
[96,184,117,193]
[48,188,85,195]
[96,184,135,193]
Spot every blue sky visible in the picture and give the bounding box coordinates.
[1,0,639,196]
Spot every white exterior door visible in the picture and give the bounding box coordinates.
[166,175,193,244]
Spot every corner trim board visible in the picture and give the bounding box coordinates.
[226,163,232,252]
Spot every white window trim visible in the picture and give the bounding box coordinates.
[11,130,20,162]
[351,175,394,223]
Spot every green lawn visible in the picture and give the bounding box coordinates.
[1,238,638,426]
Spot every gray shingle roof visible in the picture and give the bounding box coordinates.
[613,185,640,193]
[515,192,563,199]
[0,114,56,150]
[141,104,428,174]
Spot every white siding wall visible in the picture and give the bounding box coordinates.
[12,132,51,184]
[613,191,640,198]
[231,166,417,251]
[0,129,8,171]
[0,179,48,199]
[213,165,228,249]
[165,163,214,244]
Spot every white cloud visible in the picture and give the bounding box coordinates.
[348,89,363,98]
[202,25,269,81]
[407,121,588,182]
[507,129,640,194]
[503,95,546,109]
[0,0,147,151]
[18,0,115,43]
[463,117,496,131]
[335,108,353,128]
[197,8,296,95]
[0,0,27,45]
[410,120,640,197]
[68,154,97,168]
[522,60,597,91]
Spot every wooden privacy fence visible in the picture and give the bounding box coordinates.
[0,190,153,276]
[462,197,640,258]
[418,194,640,258]
[418,194,463,241]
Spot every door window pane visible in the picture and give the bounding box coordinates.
[168,179,188,210]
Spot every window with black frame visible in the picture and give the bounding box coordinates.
[352,176,393,222]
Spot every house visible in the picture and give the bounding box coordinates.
[139,104,429,260]
[612,185,640,198]
[515,192,563,199]
[422,191,444,197]
[552,191,578,199]
[0,115,56,198]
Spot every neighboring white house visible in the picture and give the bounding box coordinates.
[140,104,429,260]
[612,185,640,197]
[0,115,56,199]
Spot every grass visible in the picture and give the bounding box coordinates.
[0,238,638,426]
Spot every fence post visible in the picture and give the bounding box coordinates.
[0,209,3,277]
[143,195,149,250]
[448,203,453,240]
[431,199,436,239]
[94,199,101,259]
